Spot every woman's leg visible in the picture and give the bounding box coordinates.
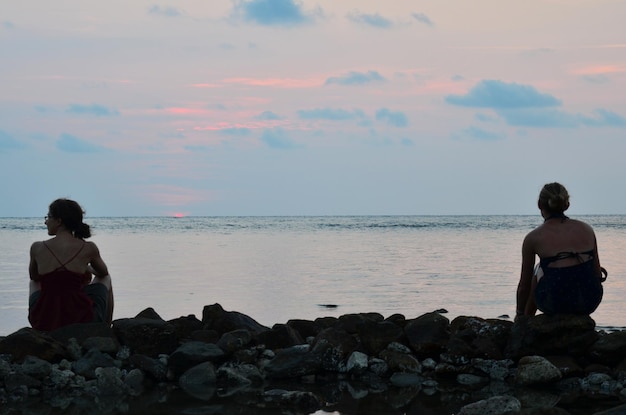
[29,280,41,296]
[92,275,114,324]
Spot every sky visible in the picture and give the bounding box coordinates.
[1,0,625,217]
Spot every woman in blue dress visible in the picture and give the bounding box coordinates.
[516,182,606,318]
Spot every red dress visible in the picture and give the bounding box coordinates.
[28,242,94,331]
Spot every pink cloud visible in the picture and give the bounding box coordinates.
[573,65,626,75]
[189,83,222,88]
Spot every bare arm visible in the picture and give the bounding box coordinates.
[516,234,537,317]
[29,242,41,281]
[87,242,109,277]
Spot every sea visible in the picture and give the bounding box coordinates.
[1,215,625,336]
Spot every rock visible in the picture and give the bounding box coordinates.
[178,361,217,401]
[457,395,521,415]
[286,319,321,339]
[72,348,119,379]
[113,318,179,357]
[49,322,115,346]
[403,312,450,358]
[20,355,52,378]
[217,329,253,355]
[168,341,225,376]
[129,354,168,381]
[544,355,584,377]
[312,327,358,359]
[379,348,421,373]
[516,356,562,385]
[0,328,68,363]
[346,351,369,374]
[264,344,321,379]
[135,307,163,320]
[167,315,204,340]
[506,314,598,360]
[358,320,404,355]
[447,316,512,359]
[201,303,268,335]
[95,366,127,396]
[595,404,626,415]
[336,312,384,333]
[255,324,304,350]
[588,331,626,365]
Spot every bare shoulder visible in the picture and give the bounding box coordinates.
[30,240,44,253]
[84,240,102,255]
[570,218,596,234]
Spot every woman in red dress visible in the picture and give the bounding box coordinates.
[28,198,114,331]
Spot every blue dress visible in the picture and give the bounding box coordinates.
[534,250,604,315]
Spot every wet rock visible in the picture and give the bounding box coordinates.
[312,327,358,360]
[113,318,178,357]
[129,354,167,381]
[178,361,217,401]
[506,314,598,360]
[404,312,450,358]
[516,356,562,385]
[72,348,119,379]
[358,320,404,355]
[264,344,321,379]
[255,323,304,350]
[168,341,225,376]
[20,355,52,378]
[286,319,321,339]
[588,330,626,365]
[202,303,268,335]
[345,351,368,374]
[0,328,68,363]
[167,315,204,340]
[447,316,512,360]
[95,366,127,396]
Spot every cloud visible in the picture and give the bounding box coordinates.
[66,104,120,117]
[233,0,320,26]
[56,134,105,153]
[148,5,184,17]
[583,109,626,127]
[497,108,626,128]
[582,74,610,84]
[445,80,561,109]
[257,111,284,120]
[2,21,15,29]
[220,127,252,136]
[0,130,24,151]
[463,126,505,141]
[411,12,433,26]
[260,128,300,149]
[298,108,365,121]
[347,12,393,29]
[375,108,408,127]
[325,70,386,86]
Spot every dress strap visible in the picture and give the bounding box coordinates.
[43,241,86,269]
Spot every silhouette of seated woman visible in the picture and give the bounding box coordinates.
[29,198,114,331]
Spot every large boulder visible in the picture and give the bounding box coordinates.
[113,318,179,357]
[587,331,626,365]
[0,328,68,363]
[201,303,269,335]
[505,314,598,360]
[404,312,450,358]
[447,316,512,360]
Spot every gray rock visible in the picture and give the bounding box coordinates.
[168,341,225,376]
[404,312,450,358]
[95,366,128,396]
[20,355,52,378]
[178,361,217,401]
[72,348,119,379]
[516,355,562,385]
[389,372,424,387]
[346,351,369,374]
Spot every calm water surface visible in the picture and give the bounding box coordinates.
[1,216,625,335]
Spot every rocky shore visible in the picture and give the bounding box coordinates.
[1,304,625,415]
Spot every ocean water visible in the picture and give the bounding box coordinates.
[1,215,625,336]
